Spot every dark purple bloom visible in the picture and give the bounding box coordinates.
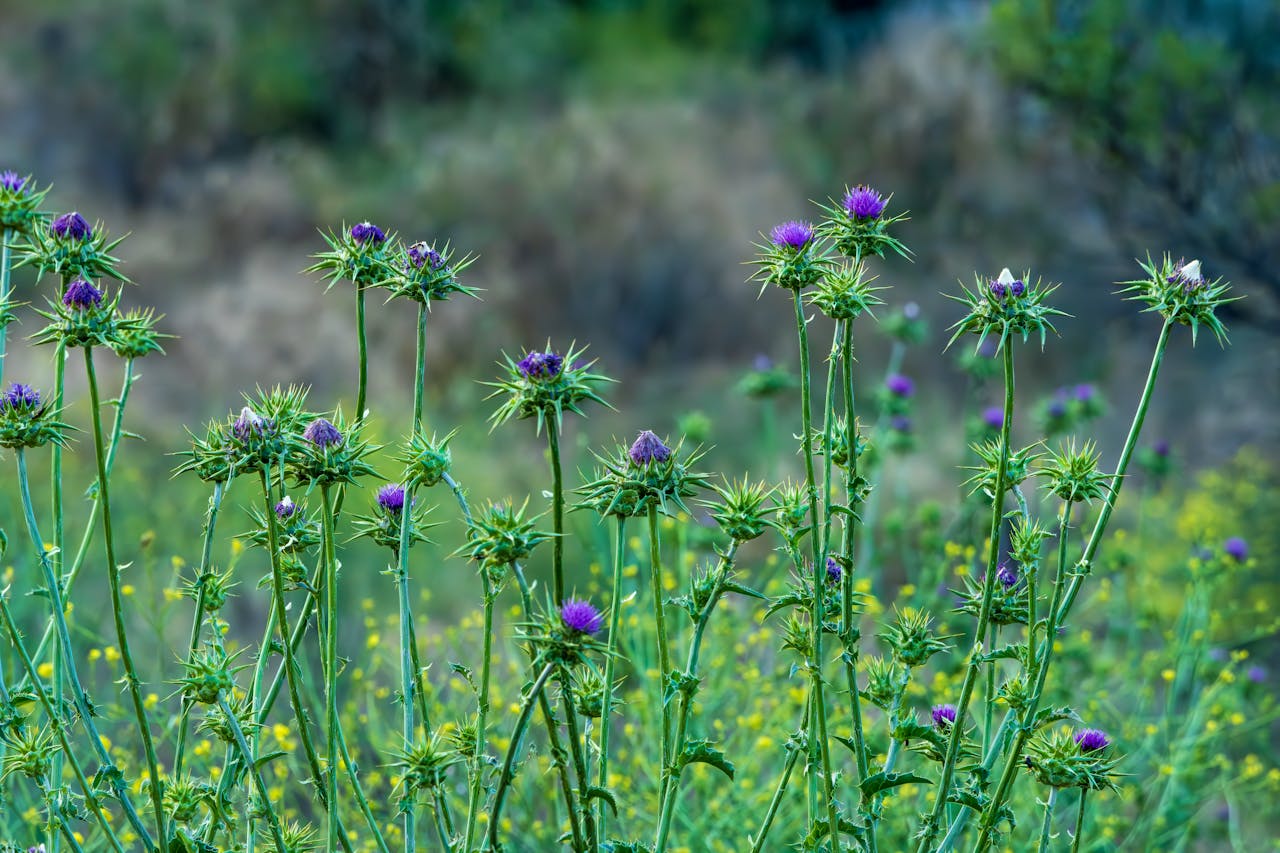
[350,221,386,245]
[886,374,915,397]
[1153,440,1170,457]
[232,406,267,440]
[988,280,1007,300]
[275,496,297,519]
[843,185,886,220]
[560,598,604,636]
[0,171,27,194]
[996,563,1018,588]
[889,415,912,432]
[629,430,672,466]
[62,278,103,310]
[516,350,564,380]
[753,353,773,372]
[1223,537,1248,562]
[1074,728,1110,752]
[932,704,957,728]
[981,407,1004,429]
[1074,383,1095,402]
[1247,665,1266,684]
[407,241,445,271]
[1,383,40,411]
[377,483,407,515]
[825,557,842,585]
[1010,279,1026,297]
[768,220,814,250]
[51,212,91,241]
[1048,399,1067,419]
[303,418,343,449]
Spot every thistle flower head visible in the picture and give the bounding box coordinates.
[62,277,103,310]
[1,383,39,411]
[486,342,613,436]
[886,374,915,397]
[377,483,408,515]
[233,406,268,441]
[808,259,886,321]
[1074,728,1110,753]
[1120,254,1236,345]
[963,439,1041,500]
[881,607,952,668]
[0,382,68,449]
[825,556,842,585]
[769,220,815,250]
[456,499,552,569]
[408,242,444,270]
[843,185,886,220]
[350,221,386,245]
[996,562,1019,588]
[0,170,46,236]
[51,211,91,241]
[628,430,672,466]
[0,171,27,193]
[1223,537,1248,562]
[517,350,564,380]
[890,415,912,432]
[275,496,297,518]
[560,598,604,636]
[109,306,169,360]
[303,417,343,448]
[981,407,1004,430]
[705,478,773,542]
[947,267,1066,352]
[398,429,455,489]
[737,357,797,398]
[1037,440,1109,504]
[931,704,957,728]
[389,734,460,797]
[1024,727,1124,790]
[382,239,479,304]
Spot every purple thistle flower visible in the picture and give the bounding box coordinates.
[1169,258,1203,290]
[1,383,40,411]
[350,221,386,245]
[996,563,1018,589]
[825,556,842,585]
[1010,279,1026,297]
[989,268,1021,301]
[1074,383,1095,402]
[1074,728,1110,753]
[886,374,915,397]
[768,220,815,250]
[232,406,266,440]
[303,418,343,449]
[843,185,886,220]
[275,496,297,519]
[1153,440,1170,457]
[1223,537,1248,562]
[1048,399,1067,419]
[377,483,407,515]
[407,241,444,271]
[50,212,91,241]
[753,353,773,372]
[903,301,921,320]
[629,430,672,466]
[889,415,912,433]
[516,350,564,380]
[1247,665,1266,684]
[932,704,957,728]
[62,278,104,310]
[981,406,1004,429]
[560,598,603,636]
[988,279,1007,300]
[0,170,27,194]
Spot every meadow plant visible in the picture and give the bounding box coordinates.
[0,168,1271,853]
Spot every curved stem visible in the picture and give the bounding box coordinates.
[557,665,598,851]
[1037,787,1059,852]
[219,695,288,853]
[647,505,673,783]
[84,347,168,849]
[917,337,1015,852]
[1071,790,1088,853]
[595,516,627,841]
[749,696,811,853]
[395,499,419,853]
[462,569,496,853]
[548,425,566,604]
[792,290,840,850]
[486,662,555,852]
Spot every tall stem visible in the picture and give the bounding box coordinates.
[355,284,368,420]
[486,662,556,852]
[647,505,673,780]
[749,695,811,853]
[792,291,840,850]
[548,425,566,603]
[917,337,1015,852]
[596,516,627,841]
[396,490,419,853]
[219,695,288,853]
[1071,790,1088,853]
[413,303,427,431]
[462,569,496,853]
[320,484,341,851]
[0,227,11,388]
[558,666,599,851]
[1037,788,1059,852]
[84,347,168,849]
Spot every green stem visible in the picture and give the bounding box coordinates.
[413,302,427,432]
[917,337,1015,853]
[596,516,627,841]
[319,484,345,850]
[219,695,288,853]
[647,504,673,784]
[792,290,840,851]
[936,710,1016,852]
[548,425,566,604]
[84,347,168,850]
[37,774,88,853]
[462,570,496,853]
[356,284,368,420]
[1071,790,1087,853]
[0,227,11,388]
[1037,788,1059,852]
[174,480,226,779]
[486,662,556,852]
[0,567,128,853]
[558,665,598,851]
[749,696,810,853]
[396,493,419,853]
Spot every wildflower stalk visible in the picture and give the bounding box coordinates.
[917,337,1015,852]
[647,504,673,774]
[654,542,739,852]
[36,773,88,853]
[749,695,811,853]
[396,487,420,853]
[549,423,566,603]
[486,660,556,852]
[555,665,599,851]
[7,455,131,853]
[319,483,342,851]
[245,585,278,853]
[1071,790,1088,853]
[595,516,626,840]
[356,284,368,419]
[975,501,1073,848]
[413,302,427,430]
[218,694,288,853]
[0,227,10,387]
[462,566,496,853]
[791,290,840,850]
[173,480,226,779]
[1036,787,1059,852]
[935,711,1016,851]
[84,347,168,850]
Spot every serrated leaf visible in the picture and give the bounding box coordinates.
[585,785,618,816]
[858,770,932,800]
[680,739,735,780]
[720,580,767,600]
